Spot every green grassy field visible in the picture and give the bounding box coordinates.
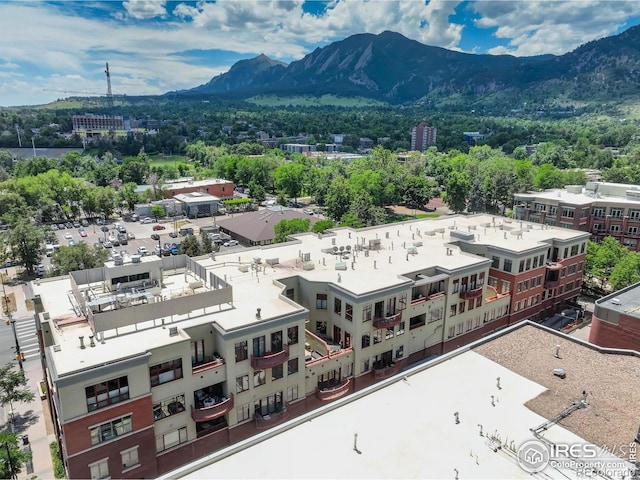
[247,94,387,107]
[149,154,189,166]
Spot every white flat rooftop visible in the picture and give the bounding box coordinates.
[174,334,633,480]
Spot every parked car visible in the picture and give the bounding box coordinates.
[57,223,66,230]
[151,233,160,241]
[179,227,194,236]
[118,225,127,234]
[63,232,73,240]
[95,218,104,225]
[171,245,179,255]
[36,264,46,277]
[103,241,113,248]
[79,228,87,237]
[81,219,89,227]
[154,245,162,256]
[68,240,76,247]
[169,231,178,238]
[50,224,59,231]
[137,246,149,256]
[223,240,239,247]
[65,222,73,229]
[303,209,314,215]
[117,233,128,245]
[127,232,135,240]
[141,217,153,224]
[153,224,166,231]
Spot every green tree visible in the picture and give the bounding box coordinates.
[50,243,109,275]
[325,176,352,221]
[179,234,203,257]
[401,176,433,210]
[0,362,35,432]
[609,252,640,291]
[443,171,470,213]
[247,181,266,203]
[533,164,564,190]
[274,218,311,243]
[587,237,629,290]
[8,219,44,274]
[312,219,335,234]
[117,183,140,213]
[273,163,306,202]
[200,231,214,254]
[150,205,166,220]
[0,430,32,479]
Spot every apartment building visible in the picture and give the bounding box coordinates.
[410,122,437,152]
[165,178,234,200]
[590,281,640,350]
[514,181,640,251]
[32,214,587,478]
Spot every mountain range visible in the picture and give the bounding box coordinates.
[182,26,640,108]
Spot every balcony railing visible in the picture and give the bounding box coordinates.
[315,378,352,402]
[373,362,401,379]
[373,311,402,329]
[428,291,445,301]
[192,355,225,375]
[254,403,288,429]
[545,260,564,270]
[191,395,234,422]
[544,279,560,289]
[251,345,289,370]
[459,286,483,300]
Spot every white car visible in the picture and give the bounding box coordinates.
[137,246,149,256]
[223,240,239,247]
[63,232,73,240]
[141,217,153,224]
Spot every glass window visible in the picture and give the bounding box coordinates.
[253,370,266,387]
[236,375,249,393]
[362,304,372,322]
[237,403,251,422]
[503,259,512,272]
[286,385,299,402]
[121,446,139,471]
[149,359,183,387]
[235,341,248,362]
[90,415,132,445]
[287,358,298,375]
[361,334,370,348]
[397,322,405,335]
[156,427,187,452]
[345,303,353,321]
[89,458,109,479]
[287,326,298,344]
[86,376,129,412]
[272,365,283,381]
[334,298,342,314]
[153,394,185,421]
[316,294,327,309]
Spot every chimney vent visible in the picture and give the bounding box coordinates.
[256,308,261,319]
[79,336,85,349]
[89,335,95,347]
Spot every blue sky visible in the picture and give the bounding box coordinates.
[1,0,640,107]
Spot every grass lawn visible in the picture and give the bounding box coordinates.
[386,212,440,223]
[149,154,189,167]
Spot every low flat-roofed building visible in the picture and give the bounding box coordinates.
[34,214,590,478]
[165,178,234,200]
[165,324,639,479]
[174,192,221,218]
[590,281,640,350]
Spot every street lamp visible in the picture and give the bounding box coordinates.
[0,442,17,480]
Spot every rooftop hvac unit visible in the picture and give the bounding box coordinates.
[266,258,279,266]
[169,326,178,336]
[302,262,315,271]
[611,298,622,305]
[238,264,249,273]
[131,255,141,263]
[113,255,123,266]
[335,262,347,271]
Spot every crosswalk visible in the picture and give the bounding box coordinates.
[13,316,40,360]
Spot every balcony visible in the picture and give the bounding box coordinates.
[254,403,288,429]
[544,279,560,289]
[192,355,225,375]
[315,378,352,402]
[373,311,402,329]
[373,362,401,380]
[191,395,234,422]
[251,345,289,370]
[459,286,483,300]
[428,291,446,301]
[545,260,564,271]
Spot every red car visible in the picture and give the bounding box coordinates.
[152,225,166,231]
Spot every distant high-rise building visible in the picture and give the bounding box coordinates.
[411,122,437,151]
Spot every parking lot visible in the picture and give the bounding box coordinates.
[42,215,245,271]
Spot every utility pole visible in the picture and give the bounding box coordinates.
[1,276,22,373]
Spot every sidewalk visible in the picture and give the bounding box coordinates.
[2,269,55,480]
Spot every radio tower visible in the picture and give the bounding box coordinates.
[105,62,115,137]
[105,62,114,108]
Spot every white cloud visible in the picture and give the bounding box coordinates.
[0,0,639,106]
[473,1,640,56]
[122,0,167,20]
